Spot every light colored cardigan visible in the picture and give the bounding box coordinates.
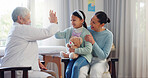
[55,27,92,63]
[1,22,59,70]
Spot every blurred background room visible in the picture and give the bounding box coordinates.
[0,0,148,78]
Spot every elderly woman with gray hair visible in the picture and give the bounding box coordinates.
[1,7,58,78]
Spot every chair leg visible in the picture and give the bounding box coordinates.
[108,58,118,78]
[108,61,112,74]
[61,58,69,78]
[11,70,15,78]
[111,61,116,78]
[0,71,4,78]
[23,70,28,78]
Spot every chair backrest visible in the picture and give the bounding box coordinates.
[108,58,118,78]
[107,43,118,78]
[0,67,31,78]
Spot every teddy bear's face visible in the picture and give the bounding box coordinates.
[69,36,83,48]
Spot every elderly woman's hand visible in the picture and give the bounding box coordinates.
[49,10,58,24]
[85,34,95,45]
[38,59,48,70]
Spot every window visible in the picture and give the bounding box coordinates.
[0,0,28,46]
[0,0,65,47]
[32,0,65,46]
[136,2,145,32]
[134,1,147,46]
[33,0,45,28]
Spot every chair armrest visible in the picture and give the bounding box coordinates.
[61,58,69,62]
[0,67,31,71]
[107,57,118,62]
[61,58,69,69]
[111,58,118,62]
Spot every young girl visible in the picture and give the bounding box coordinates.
[55,10,92,78]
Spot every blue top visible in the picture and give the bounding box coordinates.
[88,26,113,60]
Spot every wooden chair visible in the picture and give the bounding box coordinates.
[61,58,118,78]
[42,53,62,78]
[0,67,31,78]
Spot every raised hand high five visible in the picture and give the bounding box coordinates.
[49,10,58,24]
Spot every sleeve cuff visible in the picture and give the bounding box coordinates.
[93,42,97,49]
[75,48,79,54]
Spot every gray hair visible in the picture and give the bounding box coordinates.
[12,7,30,22]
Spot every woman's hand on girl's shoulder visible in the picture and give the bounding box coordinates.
[85,34,95,45]
[69,47,75,53]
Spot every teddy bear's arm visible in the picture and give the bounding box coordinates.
[67,43,71,48]
[74,41,92,55]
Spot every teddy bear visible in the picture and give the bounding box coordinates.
[60,36,83,59]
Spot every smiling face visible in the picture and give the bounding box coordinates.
[71,15,84,29]
[90,15,104,32]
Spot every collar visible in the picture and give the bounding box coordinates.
[13,22,21,25]
[73,26,83,33]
